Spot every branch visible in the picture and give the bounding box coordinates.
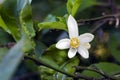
[24,56,74,78]
[74,66,116,80]
[24,56,100,80]
[77,13,120,26]
[0,42,15,48]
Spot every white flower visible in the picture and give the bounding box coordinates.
[56,15,94,59]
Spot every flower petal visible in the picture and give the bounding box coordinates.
[78,46,89,59]
[56,39,70,49]
[83,43,91,49]
[79,33,94,43]
[68,48,77,58]
[67,15,78,38]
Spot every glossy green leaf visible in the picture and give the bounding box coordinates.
[0,16,10,33]
[82,62,120,78]
[109,31,120,62]
[39,44,68,79]
[54,57,79,80]
[0,37,25,80]
[40,44,68,67]
[40,44,79,80]
[38,21,67,31]
[67,0,96,16]
[20,2,35,38]
[0,0,20,41]
[67,0,81,16]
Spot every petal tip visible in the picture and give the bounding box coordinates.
[83,55,89,59]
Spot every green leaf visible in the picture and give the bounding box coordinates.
[82,62,120,78]
[22,37,35,52]
[0,0,20,41]
[0,37,25,80]
[0,16,10,33]
[109,31,120,62]
[67,0,96,16]
[54,57,79,80]
[40,44,68,67]
[20,2,35,38]
[40,45,79,80]
[39,44,68,79]
[38,21,67,31]
[67,0,81,16]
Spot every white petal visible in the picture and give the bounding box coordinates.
[78,46,89,59]
[56,39,70,49]
[67,15,78,38]
[79,33,94,43]
[68,48,77,58]
[83,43,91,49]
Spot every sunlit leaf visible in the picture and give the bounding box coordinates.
[22,37,35,52]
[20,1,35,38]
[0,16,10,33]
[67,0,81,16]
[67,0,96,16]
[0,37,25,80]
[40,44,67,67]
[0,0,20,41]
[38,22,67,31]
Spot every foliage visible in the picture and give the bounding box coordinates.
[0,0,120,80]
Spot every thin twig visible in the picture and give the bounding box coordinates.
[24,56,74,78]
[74,66,116,80]
[77,13,120,25]
[0,42,15,48]
[24,56,102,80]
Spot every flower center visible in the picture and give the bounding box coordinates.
[70,37,80,48]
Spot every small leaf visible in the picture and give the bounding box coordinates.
[0,16,10,33]
[67,0,81,16]
[38,21,67,31]
[0,37,25,80]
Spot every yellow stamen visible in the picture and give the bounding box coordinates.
[70,37,80,48]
